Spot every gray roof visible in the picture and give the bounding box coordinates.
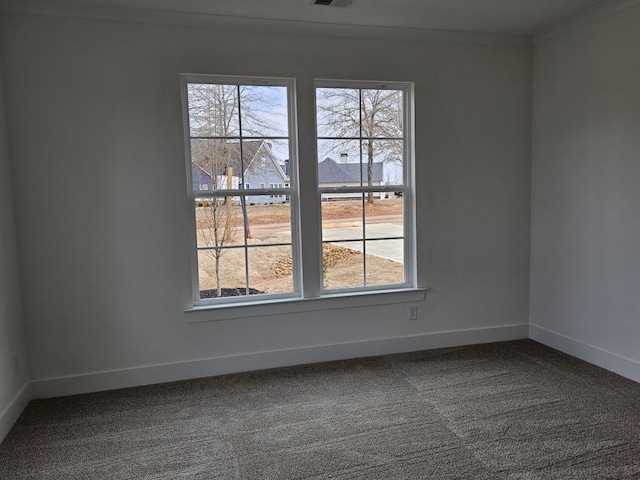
[318,157,383,184]
[192,140,286,181]
[191,140,262,175]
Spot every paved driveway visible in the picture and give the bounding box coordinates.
[322,223,404,263]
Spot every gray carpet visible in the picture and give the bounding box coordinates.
[1,340,639,479]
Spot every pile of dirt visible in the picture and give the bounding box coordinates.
[322,243,358,267]
[273,257,293,278]
[272,244,358,278]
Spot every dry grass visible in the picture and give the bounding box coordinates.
[195,198,402,228]
[196,199,404,295]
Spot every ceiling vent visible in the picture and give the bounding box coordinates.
[312,0,353,8]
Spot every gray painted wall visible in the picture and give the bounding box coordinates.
[531,4,640,369]
[0,63,28,419]
[0,13,531,384]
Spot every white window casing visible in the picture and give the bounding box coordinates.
[181,75,416,308]
[181,74,301,306]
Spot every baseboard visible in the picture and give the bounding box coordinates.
[31,323,528,399]
[0,383,31,444]
[530,324,640,383]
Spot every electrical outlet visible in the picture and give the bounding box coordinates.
[407,304,418,321]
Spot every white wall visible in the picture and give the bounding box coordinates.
[0,61,29,437]
[0,12,532,394]
[531,3,640,381]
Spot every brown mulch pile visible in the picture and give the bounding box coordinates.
[273,256,294,278]
[272,244,358,278]
[322,243,359,267]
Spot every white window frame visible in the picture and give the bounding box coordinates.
[315,79,416,295]
[181,74,302,306]
[181,75,416,309]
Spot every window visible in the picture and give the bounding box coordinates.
[182,75,414,306]
[182,75,299,304]
[269,183,285,198]
[316,80,413,292]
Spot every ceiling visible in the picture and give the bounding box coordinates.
[30,0,609,35]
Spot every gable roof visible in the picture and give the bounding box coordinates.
[318,157,383,184]
[192,163,212,182]
[243,142,288,181]
[191,140,287,182]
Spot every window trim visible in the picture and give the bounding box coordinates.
[180,75,416,308]
[314,79,416,294]
[184,287,428,321]
[180,74,302,306]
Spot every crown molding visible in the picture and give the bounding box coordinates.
[0,0,531,47]
[534,0,640,45]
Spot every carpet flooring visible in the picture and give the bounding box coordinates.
[1,340,639,479]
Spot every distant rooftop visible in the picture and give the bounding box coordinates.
[318,157,383,184]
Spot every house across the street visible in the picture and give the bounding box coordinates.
[193,146,393,202]
[192,140,289,204]
[318,154,385,200]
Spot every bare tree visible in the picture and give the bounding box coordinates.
[316,88,403,203]
[190,138,238,296]
[188,84,286,139]
[188,83,285,296]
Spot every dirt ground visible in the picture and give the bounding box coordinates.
[196,198,404,295]
[196,198,402,228]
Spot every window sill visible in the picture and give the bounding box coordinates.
[184,288,428,323]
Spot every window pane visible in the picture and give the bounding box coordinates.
[192,139,292,192]
[243,139,290,187]
[243,198,292,245]
[247,246,294,295]
[321,194,363,242]
[317,139,363,186]
[191,140,241,192]
[360,139,404,188]
[185,76,298,304]
[322,242,364,290]
[316,88,360,138]
[383,156,404,186]
[198,248,247,299]
[240,86,289,138]
[187,83,239,137]
[194,197,242,249]
[365,239,405,286]
[361,89,404,139]
[364,194,404,239]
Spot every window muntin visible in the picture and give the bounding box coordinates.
[183,76,299,304]
[316,82,412,293]
[182,76,414,306]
